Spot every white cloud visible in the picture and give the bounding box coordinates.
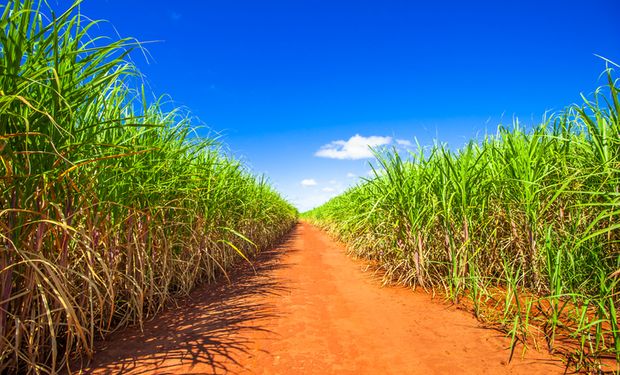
[346,172,356,178]
[396,139,412,147]
[300,178,317,187]
[322,187,335,192]
[291,192,338,212]
[367,168,386,177]
[315,134,392,160]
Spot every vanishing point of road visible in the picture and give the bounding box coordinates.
[76,222,562,374]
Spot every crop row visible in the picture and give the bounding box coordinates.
[0,1,297,373]
[305,67,620,371]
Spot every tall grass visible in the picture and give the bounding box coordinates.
[305,68,620,371]
[0,0,297,373]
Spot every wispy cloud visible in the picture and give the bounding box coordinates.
[315,134,392,160]
[322,187,335,192]
[300,178,317,187]
[346,172,356,178]
[396,139,412,147]
[169,12,182,21]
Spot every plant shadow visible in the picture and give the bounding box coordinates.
[70,229,299,375]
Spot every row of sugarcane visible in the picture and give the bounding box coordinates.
[304,68,620,371]
[0,1,298,373]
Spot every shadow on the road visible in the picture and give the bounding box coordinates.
[71,227,300,375]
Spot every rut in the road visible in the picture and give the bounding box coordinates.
[75,222,563,374]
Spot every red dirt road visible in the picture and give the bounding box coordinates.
[75,222,563,374]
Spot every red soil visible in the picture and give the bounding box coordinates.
[73,222,564,374]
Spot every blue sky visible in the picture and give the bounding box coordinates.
[73,0,619,211]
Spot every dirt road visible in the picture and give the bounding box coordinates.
[75,222,563,374]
